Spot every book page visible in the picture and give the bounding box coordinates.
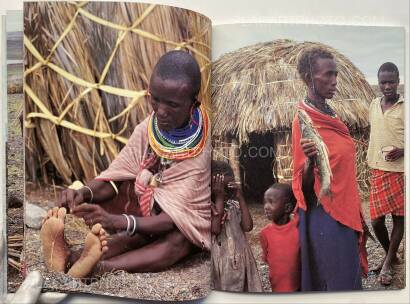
[16,2,211,301]
[210,22,405,293]
[4,9,23,296]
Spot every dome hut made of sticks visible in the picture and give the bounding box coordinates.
[211,39,375,200]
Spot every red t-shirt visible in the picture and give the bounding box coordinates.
[259,215,300,292]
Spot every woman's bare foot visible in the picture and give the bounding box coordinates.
[40,207,69,273]
[67,223,108,278]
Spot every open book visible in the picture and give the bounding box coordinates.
[3,1,406,302]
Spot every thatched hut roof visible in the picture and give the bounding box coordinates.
[211,39,375,144]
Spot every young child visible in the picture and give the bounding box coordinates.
[211,160,263,292]
[260,183,300,292]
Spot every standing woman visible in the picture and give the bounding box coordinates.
[291,48,367,291]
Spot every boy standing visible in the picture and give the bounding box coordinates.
[260,183,300,292]
[367,62,404,286]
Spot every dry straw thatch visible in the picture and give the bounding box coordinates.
[211,39,374,192]
[24,1,211,185]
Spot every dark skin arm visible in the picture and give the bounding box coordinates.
[211,174,225,236]
[229,181,253,232]
[134,212,175,235]
[72,203,175,235]
[300,138,317,203]
[58,180,122,211]
[62,177,175,235]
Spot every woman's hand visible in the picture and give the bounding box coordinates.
[300,138,318,159]
[301,140,317,203]
[58,189,85,212]
[72,204,121,232]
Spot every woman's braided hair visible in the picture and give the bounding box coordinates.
[297,47,334,85]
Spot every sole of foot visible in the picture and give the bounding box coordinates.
[40,207,69,273]
[67,223,108,278]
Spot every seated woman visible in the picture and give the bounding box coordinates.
[40,50,211,278]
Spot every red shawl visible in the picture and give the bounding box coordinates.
[292,101,368,276]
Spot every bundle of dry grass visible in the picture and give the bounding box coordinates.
[24,1,211,185]
[8,235,23,271]
[211,39,374,192]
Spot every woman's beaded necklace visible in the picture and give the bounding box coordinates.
[304,96,337,118]
[148,105,209,160]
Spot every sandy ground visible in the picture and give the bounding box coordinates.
[7,93,24,292]
[23,185,210,301]
[13,195,407,299]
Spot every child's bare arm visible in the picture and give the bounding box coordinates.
[229,182,253,232]
[211,174,225,235]
[259,232,268,263]
[211,197,224,235]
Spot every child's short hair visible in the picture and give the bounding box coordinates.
[211,160,234,178]
[268,183,296,210]
[378,62,399,78]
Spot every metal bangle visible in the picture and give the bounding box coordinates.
[130,215,137,236]
[82,186,94,203]
[122,214,131,234]
[109,181,119,195]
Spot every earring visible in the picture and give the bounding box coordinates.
[189,103,199,128]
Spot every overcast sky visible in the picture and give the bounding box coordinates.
[213,23,405,84]
[6,10,22,32]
